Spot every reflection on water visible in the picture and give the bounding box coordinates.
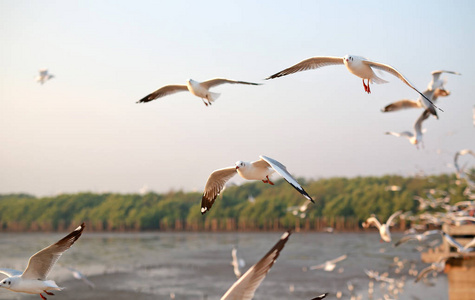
[0,232,448,299]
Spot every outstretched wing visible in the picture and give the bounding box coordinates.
[221,231,291,300]
[258,156,313,202]
[381,99,421,112]
[22,223,85,280]
[311,293,329,300]
[387,210,403,227]
[201,167,237,214]
[266,56,343,80]
[431,70,461,82]
[136,85,188,103]
[200,78,261,89]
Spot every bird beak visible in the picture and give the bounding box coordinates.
[235,166,239,169]
[345,58,348,62]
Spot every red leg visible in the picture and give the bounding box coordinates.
[44,291,54,296]
[366,79,371,94]
[266,176,275,185]
[262,179,268,183]
[362,79,367,92]
[40,294,47,300]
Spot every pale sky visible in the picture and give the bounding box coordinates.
[1,0,474,196]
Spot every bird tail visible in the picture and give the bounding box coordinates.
[371,75,388,84]
[207,91,221,103]
[44,280,63,291]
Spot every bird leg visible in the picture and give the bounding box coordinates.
[201,99,209,106]
[262,175,275,185]
[40,294,47,300]
[44,291,54,296]
[362,79,368,93]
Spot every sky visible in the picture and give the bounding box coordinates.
[1,0,474,196]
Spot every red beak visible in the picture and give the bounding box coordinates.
[235,166,239,169]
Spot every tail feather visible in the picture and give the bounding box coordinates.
[371,75,388,84]
[207,91,221,103]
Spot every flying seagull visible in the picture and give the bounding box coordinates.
[201,155,314,214]
[64,266,95,289]
[265,55,441,112]
[0,223,85,300]
[362,211,402,242]
[231,246,246,278]
[381,70,460,117]
[394,230,442,247]
[136,78,261,106]
[441,232,475,253]
[385,109,431,148]
[220,231,291,300]
[415,256,451,283]
[311,293,329,300]
[36,69,54,85]
[303,254,347,272]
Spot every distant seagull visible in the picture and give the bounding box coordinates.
[136,78,261,106]
[231,246,246,278]
[385,109,431,148]
[201,155,314,214]
[36,69,54,85]
[303,254,347,272]
[454,149,475,178]
[311,293,329,300]
[362,211,402,242]
[381,70,460,117]
[415,256,451,283]
[442,232,475,253]
[0,223,85,300]
[220,231,291,300]
[364,269,395,283]
[394,230,441,247]
[64,266,95,289]
[385,185,401,192]
[265,54,440,111]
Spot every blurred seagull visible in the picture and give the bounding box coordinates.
[231,246,246,278]
[220,231,291,300]
[311,293,329,300]
[0,223,85,300]
[36,69,54,85]
[303,254,347,272]
[136,78,261,106]
[265,54,441,112]
[442,232,475,253]
[362,211,402,242]
[201,155,314,214]
[381,70,460,117]
[415,256,451,283]
[394,230,441,247]
[64,266,95,289]
[385,109,431,148]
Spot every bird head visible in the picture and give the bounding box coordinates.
[235,161,245,169]
[0,278,12,289]
[343,54,353,64]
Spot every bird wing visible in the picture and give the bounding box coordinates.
[394,235,416,247]
[385,131,414,138]
[463,237,475,250]
[265,56,343,80]
[328,254,348,264]
[309,263,326,270]
[364,60,441,111]
[364,217,382,229]
[311,293,329,300]
[381,99,421,112]
[415,265,435,283]
[258,156,313,202]
[136,84,188,103]
[387,210,403,227]
[431,70,461,82]
[414,109,431,137]
[0,268,23,277]
[21,223,85,280]
[441,232,464,252]
[200,78,261,89]
[201,167,237,214]
[221,231,291,300]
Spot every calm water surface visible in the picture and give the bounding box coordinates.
[0,231,448,299]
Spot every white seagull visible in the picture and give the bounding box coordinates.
[265,54,440,111]
[0,223,85,300]
[381,70,460,117]
[385,108,431,148]
[415,256,451,283]
[201,155,314,214]
[36,69,54,85]
[441,232,475,253]
[64,266,95,289]
[303,254,347,272]
[362,211,402,242]
[136,78,261,106]
[220,231,291,300]
[231,246,246,278]
[394,230,442,247]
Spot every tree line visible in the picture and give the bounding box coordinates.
[0,173,472,232]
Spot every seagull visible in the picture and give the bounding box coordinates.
[441,232,475,253]
[220,231,291,300]
[381,70,460,117]
[201,155,314,214]
[231,246,246,278]
[303,254,347,272]
[311,293,329,300]
[394,230,441,247]
[415,256,451,283]
[64,266,95,289]
[265,54,441,111]
[454,149,475,179]
[0,223,85,300]
[385,108,431,148]
[136,78,261,106]
[362,211,402,242]
[36,69,54,85]
[364,269,395,283]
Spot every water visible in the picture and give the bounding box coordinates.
[0,231,448,299]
